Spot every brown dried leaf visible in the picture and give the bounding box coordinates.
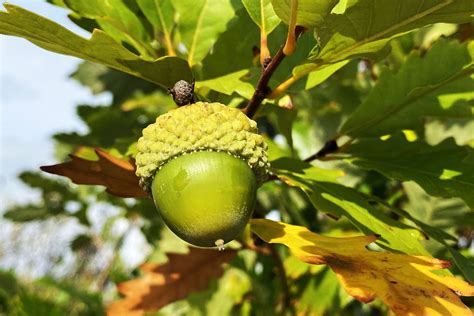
[107,248,237,315]
[40,148,147,198]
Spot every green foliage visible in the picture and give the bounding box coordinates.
[1,0,473,314]
[0,271,104,316]
[270,158,429,255]
[340,39,473,137]
[271,0,339,27]
[0,5,192,87]
[3,172,89,225]
[346,134,474,207]
[64,0,154,57]
[173,0,239,66]
[314,0,474,64]
[242,0,280,35]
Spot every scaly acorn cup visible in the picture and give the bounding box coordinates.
[136,102,269,248]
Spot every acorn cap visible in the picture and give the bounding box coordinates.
[136,102,269,192]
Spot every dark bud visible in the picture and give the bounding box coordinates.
[252,45,260,57]
[168,80,195,106]
[263,56,272,69]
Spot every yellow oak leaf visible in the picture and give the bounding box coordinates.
[251,219,474,316]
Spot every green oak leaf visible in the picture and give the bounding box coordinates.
[195,70,255,99]
[200,8,260,79]
[297,268,342,315]
[341,39,474,137]
[402,181,473,282]
[270,158,429,255]
[0,5,193,88]
[296,60,349,89]
[242,0,280,35]
[313,0,474,64]
[172,0,237,66]
[271,0,339,28]
[70,61,158,103]
[64,0,155,58]
[346,134,474,208]
[449,248,474,284]
[137,0,176,54]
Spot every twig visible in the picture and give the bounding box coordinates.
[303,139,339,162]
[269,244,292,313]
[243,26,305,118]
[242,242,272,256]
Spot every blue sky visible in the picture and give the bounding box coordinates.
[0,1,149,277]
[0,0,111,207]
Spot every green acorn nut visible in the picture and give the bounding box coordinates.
[135,102,269,248]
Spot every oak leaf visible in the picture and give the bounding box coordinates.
[251,219,474,316]
[107,247,237,315]
[41,148,147,198]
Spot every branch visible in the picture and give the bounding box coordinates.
[269,244,292,313]
[244,26,305,118]
[303,139,339,162]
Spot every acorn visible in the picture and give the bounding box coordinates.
[135,102,269,248]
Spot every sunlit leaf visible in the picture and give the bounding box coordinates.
[297,59,349,89]
[172,0,237,66]
[271,0,339,28]
[251,219,474,316]
[136,0,176,55]
[40,148,146,198]
[107,248,236,315]
[279,1,474,96]
[340,40,474,137]
[200,9,259,79]
[346,135,474,208]
[242,0,280,35]
[271,158,428,254]
[63,0,155,57]
[313,0,474,64]
[195,69,255,99]
[0,5,192,88]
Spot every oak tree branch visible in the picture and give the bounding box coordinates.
[244,26,305,118]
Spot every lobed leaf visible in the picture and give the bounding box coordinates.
[242,0,280,35]
[136,0,176,55]
[0,5,192,88]
[200,8,260,79]
[271,158,428,255]
[346,135,474,208]
[314,0,474,64]
[172,0,237,66]
[275,0,474,93]
[271,0,339,28]
[40,148,146,198]
[340,40,474,137]
[195,69,255,99]
[63,0,155,58]
[297,59,349,89]
[251,219,474,316]
[107,248,236,315]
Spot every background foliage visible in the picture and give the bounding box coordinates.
[1,0,473,315]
